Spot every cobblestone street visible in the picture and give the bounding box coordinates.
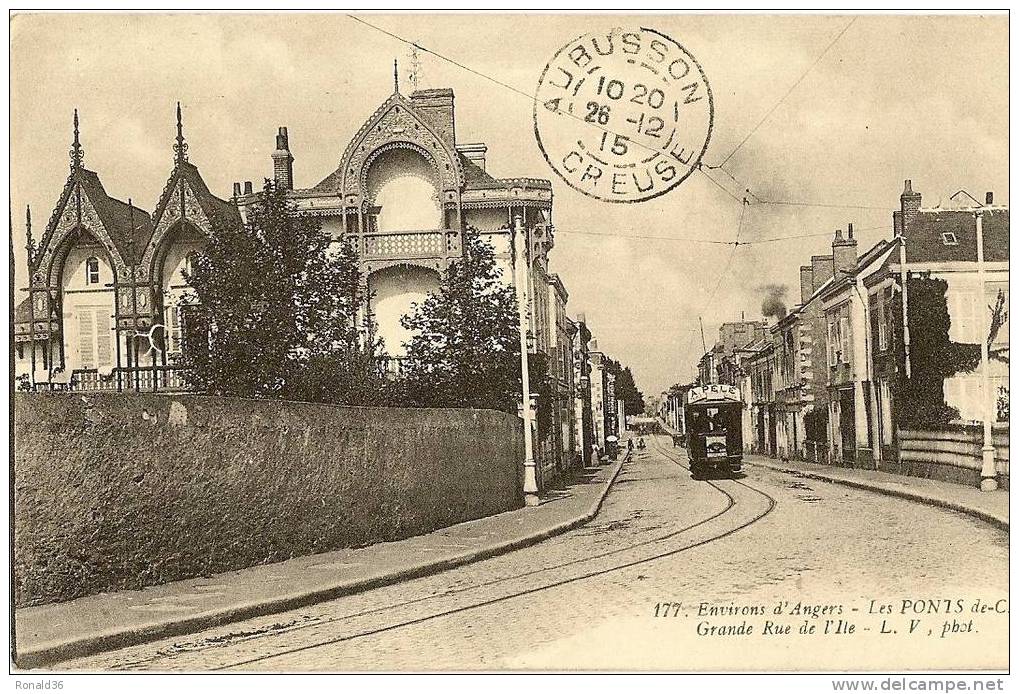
[60,435,1008,672]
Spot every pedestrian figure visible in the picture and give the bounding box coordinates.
[591,442,600,463]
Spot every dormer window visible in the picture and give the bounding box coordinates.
[85,257,100,285]
[941,232,959,246]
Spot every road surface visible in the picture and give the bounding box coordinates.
[63,435,1009,671]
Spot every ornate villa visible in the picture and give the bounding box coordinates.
[14,75,594,476]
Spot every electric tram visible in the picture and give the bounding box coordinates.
[684,384,744,479]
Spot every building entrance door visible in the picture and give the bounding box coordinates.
[839,389,856,466]
[767,404,777,456]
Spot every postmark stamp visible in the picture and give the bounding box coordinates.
[533,27,713,203]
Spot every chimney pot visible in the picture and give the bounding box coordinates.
[900,178,921,233]
[273,127,295,191]
[232,182,242,198]
[848,222,854,238]
[244,181,253,195]
[986,191,993,205]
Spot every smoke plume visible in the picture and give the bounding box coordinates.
[760,283,788,320]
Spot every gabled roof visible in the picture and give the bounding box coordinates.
[818,237,897,301]
[76,169,154,264]
[905,207,1008,264]
[152,161,241,232]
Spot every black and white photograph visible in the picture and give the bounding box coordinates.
[7,10,1010,686]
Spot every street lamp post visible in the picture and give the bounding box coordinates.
[513,214,540,506]
[975,206,998,492]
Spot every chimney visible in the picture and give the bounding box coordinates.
[456,143,487,171]
[832,224,858,278]
[410,88,455,147]
[244,181,253,195]
[799,265,813,304]
[811,254,834,292]
[232,182,242,198]
[893,210,903,237]
[589,338,598,351]
[986,191,994,205]
[272,127,294,191]
[576,311,586,324]
[900,179,921,234]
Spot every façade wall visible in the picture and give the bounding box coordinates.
[14,393,523,607]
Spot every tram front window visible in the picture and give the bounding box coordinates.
[689,405,739,434]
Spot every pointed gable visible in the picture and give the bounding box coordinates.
[309,90,464,197]
[143,104,241,277]
[31,111,152,285]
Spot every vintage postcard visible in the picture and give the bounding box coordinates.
[8,10,1009,684]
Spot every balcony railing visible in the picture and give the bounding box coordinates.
[363,230,453,259]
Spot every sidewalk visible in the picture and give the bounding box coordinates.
[15,455,627,670]
[746,455,1009,531]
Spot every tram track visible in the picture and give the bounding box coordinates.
[89,435,776,671]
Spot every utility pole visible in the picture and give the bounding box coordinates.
[513,214,540,506]
[975,203,998,492]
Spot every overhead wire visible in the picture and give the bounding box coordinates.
[714,16,858,168]
[346,14,883,215]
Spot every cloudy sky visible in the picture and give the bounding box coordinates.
[10,13,1008,396]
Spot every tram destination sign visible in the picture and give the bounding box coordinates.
[687,384,742,404]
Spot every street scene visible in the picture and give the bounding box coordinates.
[50,438,1008,672]
[9,12,1009,682]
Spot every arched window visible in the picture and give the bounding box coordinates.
[85,257,100,285]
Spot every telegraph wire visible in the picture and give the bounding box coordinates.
[700,197,749,306]
[714,16,858,168]
[347,14,884,215]
[557,222,892,247]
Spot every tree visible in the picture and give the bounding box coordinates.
[602,358,645,415]
[893,275,980,428]
[397,227,526,412]
[178,180,382,401]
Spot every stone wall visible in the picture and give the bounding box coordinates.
[14,393,523,607]
[895,424,1009,489]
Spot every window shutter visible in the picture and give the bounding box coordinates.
[77,311,95,368]
[95,309,112,366]
[168,304,182,353]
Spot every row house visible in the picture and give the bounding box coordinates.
[745,341,776,455]
[586,343,623,453]
[572,314,595,465]
[545,273,577,477]
[823,181,1008,476]
[660,383,693,435]
[711,178,1008,489]
[696,320,769,387]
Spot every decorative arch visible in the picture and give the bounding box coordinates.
[364,145,444,232]
[141,173,214,279]
[149,218,207,289]
[47,223,120,289]
[38,185,128,288]
[336,94,464,201]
